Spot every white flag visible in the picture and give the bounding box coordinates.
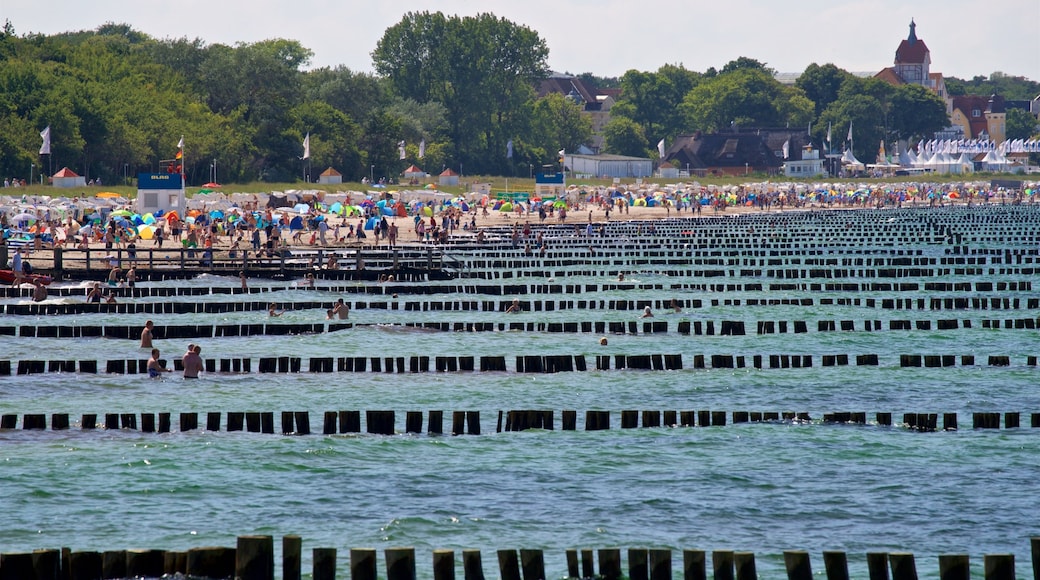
[827,123,832,144]
[177,136,185,149]
[418,139,426,160]
[846,122,853,142]
[398,140,406,160]
[506,139,514,159]
[302,133,310,160]
[39,126,51,155]
[782,139,790,160]
[657,139,665,159]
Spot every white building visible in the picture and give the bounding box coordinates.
[782,147,826,177]
[567,154,652,179]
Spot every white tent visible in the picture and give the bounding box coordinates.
[840,149,864,170]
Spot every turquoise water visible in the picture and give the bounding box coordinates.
[3,228,1040,579]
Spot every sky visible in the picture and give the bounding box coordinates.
[5,0,1039,83]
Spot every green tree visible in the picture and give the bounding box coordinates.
[796,63,853,118]
[681,68,811,131]
[818,94,886,163]
[372,11,549,174]
[612,65,700,144]
[529,93,591,163]
[601,116,649,157]
[888,83,949,141]
[1006,108,1039,141]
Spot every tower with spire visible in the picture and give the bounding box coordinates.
[893,19,930,85]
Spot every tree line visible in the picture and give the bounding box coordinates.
[0,15,1036,185]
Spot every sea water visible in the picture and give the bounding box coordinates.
[1,269,1039,580]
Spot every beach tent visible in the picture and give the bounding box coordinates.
[402,165,426,179]
[840,150,864,171]
[51,167,86,188]
[318,167,342,185]
[438,169,459,186]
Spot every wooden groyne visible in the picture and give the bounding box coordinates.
[1,409,1037,435]
[0,535,1035,580]
[4,351,1040,377]
[6,316,1040,341]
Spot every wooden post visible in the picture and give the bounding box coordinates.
[889,552,918,580]
[235,535,274,580]
[433,549,456,580]
[31,548,60,580]
[1032,538,1040,580]
[984,554,1014,580]
[68,551,102,580]
[386,547,416,580]
[164,551,187,576]
[683,550,706,580]
[313,548,337,580]
[598,549,621,580]
[867,553,890,580]
[462,549,485,580]
[101,550,126,580]
[566,550,579,579]
[351,549,378,580]
[712,550,734,580]
[629,548,649,580]
[733,552,757,580]
[125,549,165,578]
[0,553,34,579]
[498,550,521,580]
[938,555,969,580]
[519,549,544,580]
[784,550,812,580]
[581,549,595,579]
[186,547,235,579]
[283,535,302,580]
[822,551,849,580]
[649,549,671,580]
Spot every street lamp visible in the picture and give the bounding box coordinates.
[124,163,129,185]
[370,165,374,184]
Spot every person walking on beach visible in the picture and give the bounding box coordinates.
[140,320,155,348]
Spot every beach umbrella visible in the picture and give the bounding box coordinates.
[142,213,156,225]
[289,216,304,230]
[499,202,512,212]
[111,209,133,217]
[365,216,378,230]
[421,206,433,217]
[137,225,156,240]
[11,212,36,222]
[78,225,93,235]
[293,203,310,214]
[209,210,224,219]
[330,202,343,215]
